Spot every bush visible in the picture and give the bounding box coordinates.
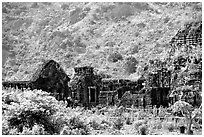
[69,7,83,25]
[60,126,70,135]
[60,125,89,135]
[8,110,55,134]
[2,89,59,134]
[192,3,202,11]
[105,41,115,47]
[89,119,101,130]
[53,109,90,135]
[147,120,162,130]
[101,119,111,127]
[123,56,138,75]
[137,23,146,28]
[165,122,175,132]
[164,16,171,23]
[61,3,69,10]
[30,2,39,8]
[19,124,47,135]
[134,120,147,130]
[2,88,90,135]
[111,106,125,117]
[136,111,149,120]
[125,116,132,125]
[109,4,134,21]
[2,7,8,13]
[139,124,148,135]
[131,44,140,53]
[107,52,123,63]
[113,117,124,130]
[66,116,89,135]
[134,32,140,37]
[131,2,151,11]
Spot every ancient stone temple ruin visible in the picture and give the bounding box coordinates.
[2,60,70,101]
[69,66,101,107]
[168,21,202,106]
[146,67,171,108]
[2,21,202,108]
[31,60,70,101]
[169,21,202,54]
[99,77,145,107]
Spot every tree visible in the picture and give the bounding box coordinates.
[171,100,201,134]
[123,56,138,75]
[107,52,123,63]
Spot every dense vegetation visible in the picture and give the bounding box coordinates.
[2,88,202,135]
[2,2,202,135]
[2,2,202,80]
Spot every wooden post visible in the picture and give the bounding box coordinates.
[131,105,134,122]
[106,93,108,106]
[95,86,97,104]
[88,86,91,103]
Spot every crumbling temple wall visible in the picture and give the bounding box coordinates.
[99,78,145,107]
[31,60,70,101]
[98,91,116,106]
[2,81,35,90]
[2,60,70,101]
[144,62,171,108]
[146,67,171,88]
[168,21,202,106]
[142,21,202,108]
[169,21,202,54]
[69,66,101,107]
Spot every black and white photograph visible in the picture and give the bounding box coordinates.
[1,1,202,135]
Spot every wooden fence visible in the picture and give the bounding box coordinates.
[100,106,202,128]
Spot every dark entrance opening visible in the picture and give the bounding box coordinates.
[151,87,170,107]
[89,87,96,103]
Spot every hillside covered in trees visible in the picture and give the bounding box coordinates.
[2,2,202,82]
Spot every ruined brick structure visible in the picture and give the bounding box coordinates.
[2,21,201,108]
[2,60,70,101]
[144,65,171,108]
[99,77,145,107]
[168,21,202,106]
[169,21,202,54]
[2,81,34,90]
[147,67,171,88]
[69,66,101,107]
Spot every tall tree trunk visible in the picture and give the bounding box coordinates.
[187,119,193,135]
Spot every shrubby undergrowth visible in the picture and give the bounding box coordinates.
[2,88,90,135]
[2,88,202,135]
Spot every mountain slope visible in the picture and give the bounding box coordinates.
[2,2,202,81]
